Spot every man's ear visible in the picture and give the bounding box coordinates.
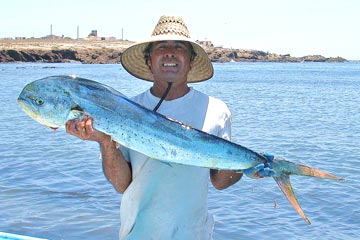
[189,61,194,70]
[147,59,152,70]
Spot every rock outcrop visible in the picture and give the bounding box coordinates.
[205,47,346,63]
[0,39,347,63]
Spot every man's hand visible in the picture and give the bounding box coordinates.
[243,153,276,179]
[65,117,110,144]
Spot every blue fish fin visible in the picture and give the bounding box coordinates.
[68,104,91,121]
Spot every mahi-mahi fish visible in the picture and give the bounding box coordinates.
[17,75,343,224]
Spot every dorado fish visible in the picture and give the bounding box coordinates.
[17,75,343,224]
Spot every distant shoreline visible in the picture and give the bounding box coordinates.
[0,39,347,63]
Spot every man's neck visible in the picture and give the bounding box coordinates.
[150,83,190,101]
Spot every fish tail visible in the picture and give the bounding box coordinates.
[275,158,344,180]
[272,159,344,224]
[273,174,311,224]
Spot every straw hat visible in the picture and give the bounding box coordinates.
[121,15,214,83]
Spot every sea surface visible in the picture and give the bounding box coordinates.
[0,62,359,240]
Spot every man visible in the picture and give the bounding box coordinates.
[66,16,273,240]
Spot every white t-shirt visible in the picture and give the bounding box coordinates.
[118,87,231,240]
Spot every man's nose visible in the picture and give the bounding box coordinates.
[163,47,176,58]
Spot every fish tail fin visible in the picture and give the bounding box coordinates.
[273,174,311,224]
[280,159,344,180]
[272,159,344,224]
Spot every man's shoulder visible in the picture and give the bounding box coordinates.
[192,88,225,104]
[192,89,231,118]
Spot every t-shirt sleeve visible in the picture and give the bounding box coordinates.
[119,145,131,162]
[218,104,232,141]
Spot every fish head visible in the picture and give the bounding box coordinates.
[18,77,75,130]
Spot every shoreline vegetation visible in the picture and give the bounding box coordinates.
[0,39,347,64]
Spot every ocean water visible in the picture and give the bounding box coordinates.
[0,62,359,240]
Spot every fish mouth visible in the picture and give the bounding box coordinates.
[18,96,59,130]
[17,96,32,112]
[17,96,36,118]
[17,96,27,110]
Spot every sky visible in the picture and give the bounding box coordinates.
[2,0,359,60]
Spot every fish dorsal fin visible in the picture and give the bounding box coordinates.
[73,76,127,98]
[70,77,130,114]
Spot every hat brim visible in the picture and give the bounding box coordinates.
[121,35,214,83]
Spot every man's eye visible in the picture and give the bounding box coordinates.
[175,44,186,50]
[156,45,166,49]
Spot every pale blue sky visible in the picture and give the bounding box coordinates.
[2,0,359,60]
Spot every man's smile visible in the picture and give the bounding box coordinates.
[162,63,177,67]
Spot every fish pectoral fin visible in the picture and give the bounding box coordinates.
[273,174,311,225]
[71,103,84,112]
[68,104,91,120]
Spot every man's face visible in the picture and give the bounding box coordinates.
[147,41,193,84]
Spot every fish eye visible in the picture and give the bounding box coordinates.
[35,98,45,105]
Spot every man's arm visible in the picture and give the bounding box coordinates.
[100,136,132,193]
[66,117,132,193]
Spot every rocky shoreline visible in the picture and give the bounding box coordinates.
[0,39,347,64]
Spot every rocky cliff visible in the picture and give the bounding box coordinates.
[0,39,347,64]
